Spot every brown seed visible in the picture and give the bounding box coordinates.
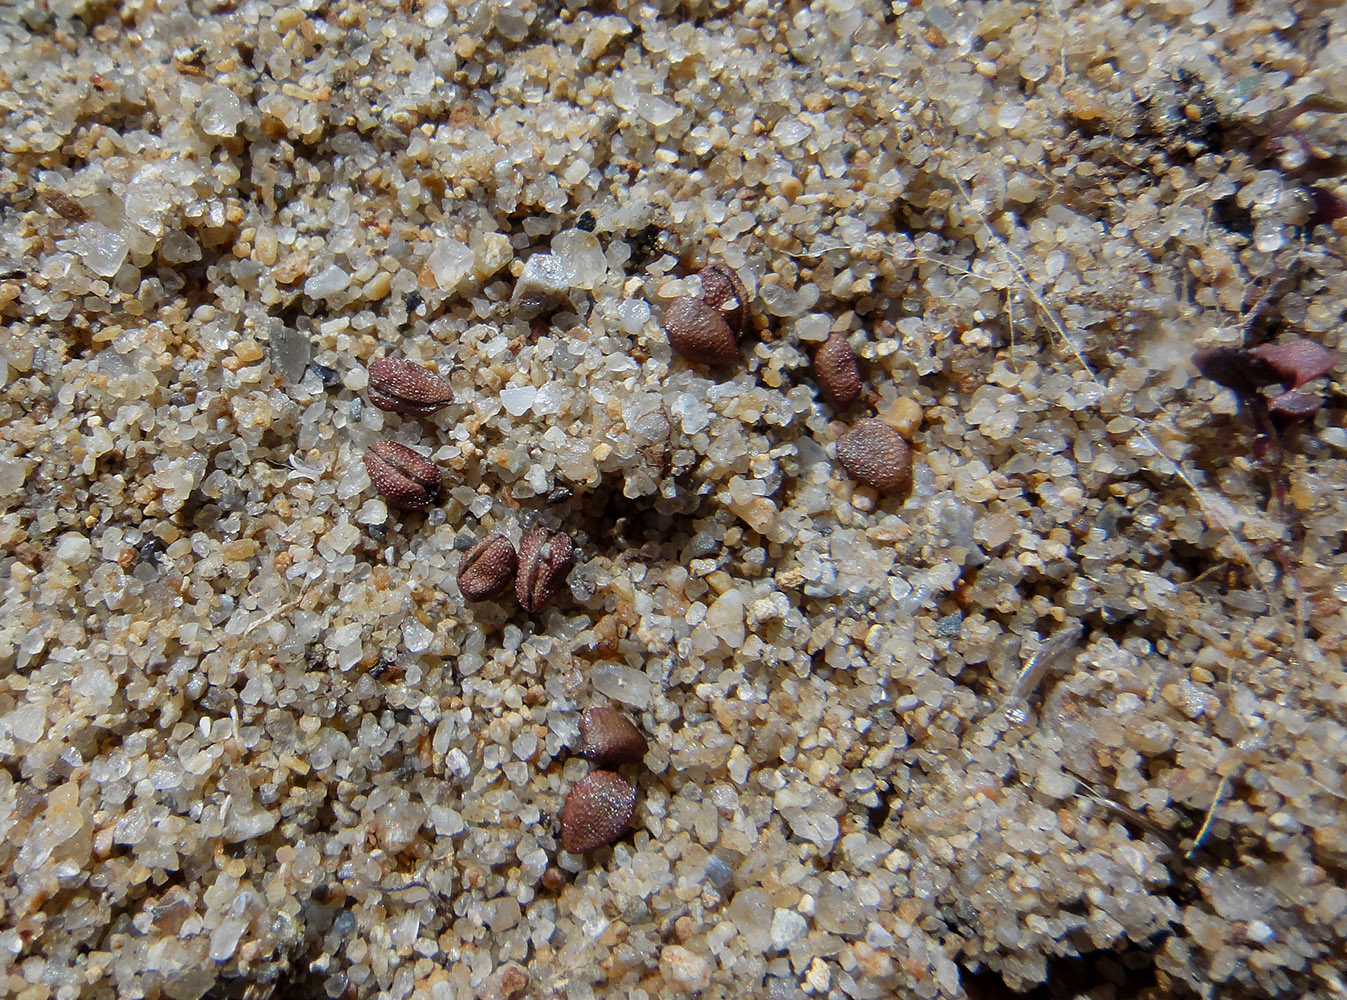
[836,419,914,495]
[697,263,749,335]
[579,707,648,767]
[560,770,636,853]
[814,333,863,408]
[664,296,738,366]
[363,440,441,510]
[516,525,574,612]
[457,534,518,601]
[366,357,454,416]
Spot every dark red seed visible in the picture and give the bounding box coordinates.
[516,525,574,612]
[364,440,441,510]
[836,419,913,495]
[1248,338,1340,390]
[560,770,636,854]
[457,534,518,601]
[697,263,749,335]
[1269,387,1324,420]
[814,333,863,408]
[579,707,648,767]
[367,357,454,416]
[664,297,738,366]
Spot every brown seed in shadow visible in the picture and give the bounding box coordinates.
[579,707,648,767]
[836,419,913,495]
[697,263,749,335]
[560,770,636,854]
[813,333,863,408]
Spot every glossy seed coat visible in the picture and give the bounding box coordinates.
[457,534,518,601]
[364,440,441,510]
[516,525,574,612]
[836,419,914,495]
[366,357,455,416]
[560,770,636,853]
[814,333,863,408]
[664,296,738,366]
[697,263,749,335]
[579,707,648,767]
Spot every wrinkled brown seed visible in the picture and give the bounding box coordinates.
[560,770,636,853]
[457,534,518,601]
[814,333,863,408]
[697,263,749,335]
[836,418,914,495]
[363,440,442,510]
[579,707,648,767]
[366,357,454,416]
[516,525,574,612]
[664,296,738,366]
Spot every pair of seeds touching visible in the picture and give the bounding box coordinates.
[664,264,750,366]
[457,526,574,611]
[363,358,454,510]
[560,707,649,854]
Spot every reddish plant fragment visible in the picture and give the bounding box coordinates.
[1247,338,1340,391]
[1268,387,1324,420]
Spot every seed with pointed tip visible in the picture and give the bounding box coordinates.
[560,770,636,853]
[457,534,518,601]
[697,263,749,335]
[814,333,863,408]
[664,297,738,366]
[579,707,648,767]
[516,525,574,612]
[364,440,441,510]
[367,357,454,416]
[1248,338,1340,390]
[836,419,913,495]
[1269,387,1324,419]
